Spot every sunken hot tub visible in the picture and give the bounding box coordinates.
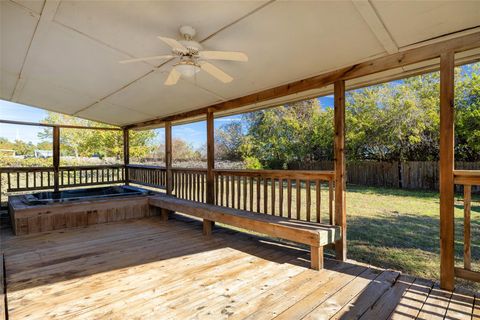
[9,186,159,235]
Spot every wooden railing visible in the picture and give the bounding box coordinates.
[214,169,335,223]
[454,170,480,283]
[58,165,124,188]
[128,165,166,189]
[0,165,124,201]
[172,168,207,202]
[166,168,335,223]
[0,167,56,192]
[1,164,335,225]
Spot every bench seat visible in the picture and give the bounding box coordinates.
[149,194,341,270]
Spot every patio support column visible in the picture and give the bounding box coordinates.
[123,128,129,185]
[334,80,347,261]
[204,109,215,235]
[53,126,60,192]
[439,51,455,291]
[165,121,173,195]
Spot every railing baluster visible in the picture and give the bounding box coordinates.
[237,175,241,209]
[464,185,472,271]
[249,177,254,211]
[220,175,225,206]
[288,179,293,218]
[271,178,276,216]
[231,174,235,208]
[257,176,261,213]
[243,176,247,210]
[263,177,268,214]
[225,175,230,207]
[329,179,334,224]
[296,179,301,220]
[306,180,311,222]
[279,178,284,217]
[215,174,219,205]
[316,180,321,223]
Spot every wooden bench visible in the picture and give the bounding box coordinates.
[149,194,341,270]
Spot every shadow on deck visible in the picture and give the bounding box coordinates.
[0,215,478,319]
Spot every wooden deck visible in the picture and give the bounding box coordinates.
[1,215,478,320]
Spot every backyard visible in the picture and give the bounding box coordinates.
[336,184,479,289]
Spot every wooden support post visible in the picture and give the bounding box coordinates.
[439,51,455,291]
[334,80,347,261]
[53,126,60,192]
[163,121,173,220]
[160,208,170,222]
[310,245,323,270]
[165,121,173,195]
[123,128,130,185]
[204,109,215,235]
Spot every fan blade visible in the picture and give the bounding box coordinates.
[158,36,187,52]
[199,51,248,62]
[119,55,175,64]
[200,62,233,83]
[164,68,181,86]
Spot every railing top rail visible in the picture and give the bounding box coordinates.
[127,164,166,170]
[0,164,125,173]
[454,170,480,185]
[171,167,207,172]
[213,169,335,180]
[0,166,55,172]
[454,170,480,176]
[60,164,124,170]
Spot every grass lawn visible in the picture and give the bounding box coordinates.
[343,185,479,290]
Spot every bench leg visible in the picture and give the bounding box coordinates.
[310,245,323,270]
[203,219,214,236]
[160,208,171,222]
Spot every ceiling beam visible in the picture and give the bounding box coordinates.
[11,0,61,101]
[126,31,480,130]
[352,0,398,54]
[0,119,121,131]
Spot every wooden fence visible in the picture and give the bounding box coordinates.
[290,160,480,192]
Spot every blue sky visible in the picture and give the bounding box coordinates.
[0,96,334,148]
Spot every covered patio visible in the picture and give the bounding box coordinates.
[1,216,478,320]
[1,1,480,318]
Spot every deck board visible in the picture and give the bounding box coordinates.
[0,215,477,320]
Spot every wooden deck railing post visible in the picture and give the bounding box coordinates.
[204,109,215,235]
[123,128,130,185]
[334,80,347,261]
[439,51,455,291]
[53,126,60,192]
[165,121,173,195]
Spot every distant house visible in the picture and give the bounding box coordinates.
[34,150,53,158]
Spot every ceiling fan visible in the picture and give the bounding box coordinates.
[119,25,248,86]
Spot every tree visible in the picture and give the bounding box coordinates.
[12,140,35,156]
[38,112,156,160]
[215,121,244,160]
[455,63,480,161]
[241,99,322,169]
[171,138,201,161]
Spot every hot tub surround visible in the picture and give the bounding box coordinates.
[9,186,160,236]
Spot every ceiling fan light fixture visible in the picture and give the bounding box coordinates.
[174,61,201,78]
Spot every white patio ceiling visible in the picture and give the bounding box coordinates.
[1,0,480,127]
